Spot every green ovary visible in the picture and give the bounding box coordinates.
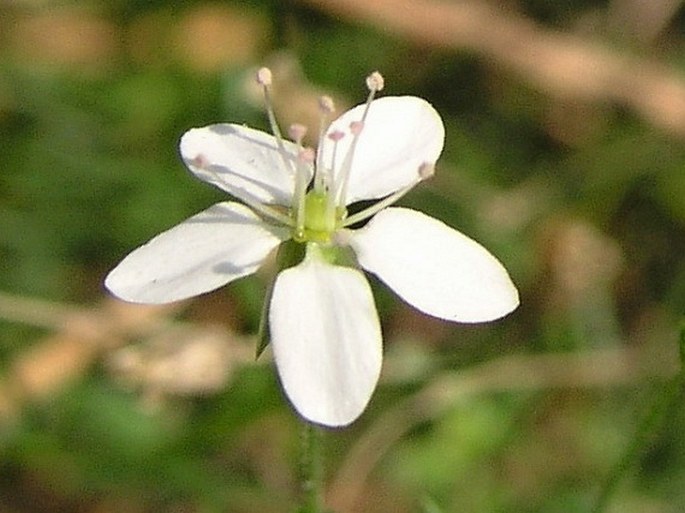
[294,190,344,243]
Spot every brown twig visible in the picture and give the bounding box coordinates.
[0,293,252,420]
[0,295,173,417]
[298,0,685,137]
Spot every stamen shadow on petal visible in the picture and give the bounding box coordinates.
[212,260,259,275]
[184,202,290,239]
[185,160,294,206]
[183,124,309,206]
[209,124,296,163]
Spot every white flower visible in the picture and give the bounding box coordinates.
[105,70,519,427]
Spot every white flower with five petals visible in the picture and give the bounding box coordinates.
[105,70,519,427]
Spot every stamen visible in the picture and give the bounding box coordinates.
[418,162,435,180]
[318,95,336,115]
[256,67,283,141]
[288,123,308,145]
[366,71,384,92]
[256,67,296,181]
[294,148,315,235]
[256,67,272,86]
[325,131,346,221]
[340,162,433,228]
[362,71,384,120]
[314,96,337,194]
[326,130,345,177]
[332,122,364,208]
[333,72,386,209]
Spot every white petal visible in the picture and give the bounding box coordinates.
[269,252,382,427]
[349,207,519,322]
[322,96,444,204]
[180,124,308,205]
[105,202,288,304]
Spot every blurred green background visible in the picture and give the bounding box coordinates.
[1,0,685,512]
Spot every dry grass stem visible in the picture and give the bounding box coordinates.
[300,0,685,137]
[0,294,251,421]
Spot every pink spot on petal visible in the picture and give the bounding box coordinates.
[192,153,210,168]
[349,121,364,136]
[327,130,345,142]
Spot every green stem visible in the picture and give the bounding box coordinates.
[591,322,685,513]
[299,421,324,513]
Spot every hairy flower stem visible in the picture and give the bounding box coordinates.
[299,422,324,513]
[591,321,685,513]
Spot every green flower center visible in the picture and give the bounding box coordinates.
[293,190,346,244]
[252,68,428,247]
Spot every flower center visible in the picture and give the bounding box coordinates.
[294,190,340,243]
[255,68,432,245]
